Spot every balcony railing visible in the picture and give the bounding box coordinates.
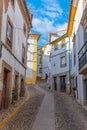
[78,42,87,70]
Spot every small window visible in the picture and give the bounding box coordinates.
[54,44,58,51]
[60,55,66,67]
[73,34,76,66]
[11,0,14,6]
[23,23,26,35]
[22,45,25,64]
[40,56,42,64]
[39,68,42,73]
[61,40,66,48]
[47,51,50,55]
[6,18,13,49]
[11,0,15,9]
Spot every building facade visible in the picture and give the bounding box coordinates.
[37,44,51,80]
[49,34,70,92]
[70,0,87,105]
[0,0,32,109]
[26,34,40,84]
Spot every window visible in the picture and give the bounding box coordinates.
[83,0,87,9]
[22,45,25,64]
[47,51,50,55]
[6,18,13,49]
[61,40,66,48]
[73,34,76,66]
[39,68,42,73]
[54,44,58,51]
[23,23,26,35]
[60,55,66,67]
[74,43,76,65]
[40,56,42,64]
[11,0,14,6]
[10,0,15,9]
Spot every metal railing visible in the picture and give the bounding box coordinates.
[78,42,87,70]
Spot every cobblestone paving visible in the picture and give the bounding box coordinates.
[0,90,27,123]
[37,81,53,92]
[1,85,44,130]
[55,92,87,130]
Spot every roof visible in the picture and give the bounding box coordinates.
[50,33,68,45]
[29,34,41,41]
[49,0,79,45]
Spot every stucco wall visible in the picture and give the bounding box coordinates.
[0,1,27,103]
[71,0,85,105]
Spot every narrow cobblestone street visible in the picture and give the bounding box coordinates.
[1,0,87,130]
[1,85,44,130]
[1,82,87,130]
[55,92,87,130]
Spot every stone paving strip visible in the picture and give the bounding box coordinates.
[31,85,55,130]
[55,92,87,130]
[1,85,44,130]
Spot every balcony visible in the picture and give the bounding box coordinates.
[78,42,87,74]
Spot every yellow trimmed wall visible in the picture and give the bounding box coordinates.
[26,34,40,84]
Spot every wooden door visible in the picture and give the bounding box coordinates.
[1,70,8,109]
[54,77,57,90]
[14,75,19,100]
[60,76,66,92]
[84,79,87,100]
[20,79,24,97]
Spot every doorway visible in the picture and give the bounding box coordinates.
[1,69,10,109]
[54,77,57,90]
[84,79,87,101]
[14,75,19,100]
[20,78,25,97]
[60,76,66,92]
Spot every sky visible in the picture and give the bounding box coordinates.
[26,0,70,48]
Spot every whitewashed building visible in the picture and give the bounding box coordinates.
[70,0,87,105]
[37,49,42,79]
[37,44,51,80]
[0,0,32,109]
[26,34,40,84]
[49,33,70,92]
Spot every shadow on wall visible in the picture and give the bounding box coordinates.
[26,66,37,85]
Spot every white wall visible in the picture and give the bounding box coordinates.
[26,38,34,78]
[1,1,26,62]
[0,1,28,95]
[71,0,85,104]
[37,49,42,77]
[50,38,69,76]
[42,45,51,79]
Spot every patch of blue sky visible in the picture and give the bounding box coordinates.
[26,0,70,47]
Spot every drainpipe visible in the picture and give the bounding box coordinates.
[69,36,71,94]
